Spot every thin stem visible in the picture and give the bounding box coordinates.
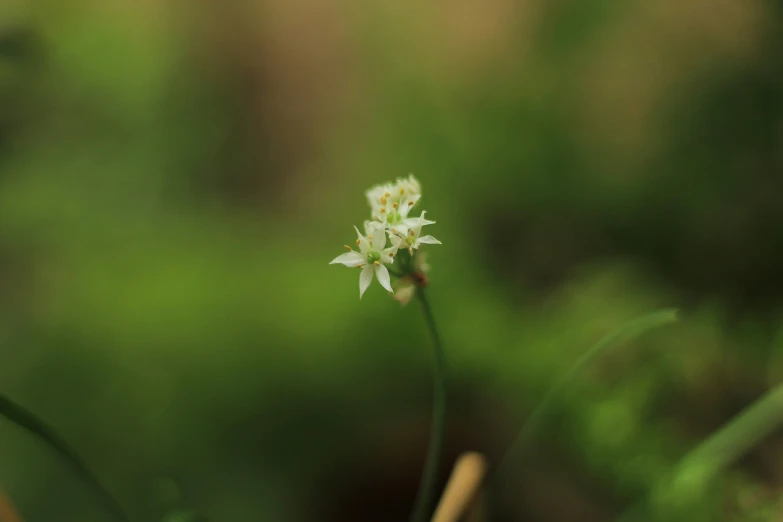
[409,287,447,522]
[0,393,130,522]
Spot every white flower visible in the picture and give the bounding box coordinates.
[390,211,441,255]
[365,174,424,226]
[330,226,399,298]
[363,219,386,236]
[387,209,435,239]
[365,174,421,208]
[376,193,422,231]
[396,174,421,196]
[365,182,395,211]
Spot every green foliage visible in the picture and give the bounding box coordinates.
[1,1,782,521]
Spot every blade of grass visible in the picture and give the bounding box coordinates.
[0,393,130,522]
[677,381,783,476]
[495,308,679,478]
[618,380,783,521]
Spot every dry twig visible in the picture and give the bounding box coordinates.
[431,452,488,522]
[0,487,23,522]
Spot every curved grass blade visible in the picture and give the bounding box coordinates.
[0,393,130,522]
[495,308,679,478]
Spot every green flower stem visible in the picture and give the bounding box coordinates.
[0,392,130,522]
[409,287,447,522]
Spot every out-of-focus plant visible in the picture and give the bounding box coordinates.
[0,393,129,521]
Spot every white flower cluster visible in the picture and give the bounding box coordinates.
[330,174,441,299]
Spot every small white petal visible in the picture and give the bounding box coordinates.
[372,229,387,251]
[389,234,404,248]
[390,224,411,238]
[330,251,366,266]
[414,211,430,237]
[417,235,441,245]
[407,174,421,194]
[354,226,370,253]
[364,220,386,236]
[375,264,393,293]
[380,244,398,264]
[359,265,374,298]
[398,194,421,218]
[402,217,434,229]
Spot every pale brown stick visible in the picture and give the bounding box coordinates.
[430,452,488,522]
[0,487,23,522]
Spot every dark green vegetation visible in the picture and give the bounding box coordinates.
[1,1,783,520]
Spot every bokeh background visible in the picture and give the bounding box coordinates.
[1,0,783,521]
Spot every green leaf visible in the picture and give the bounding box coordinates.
[0,393,130,521]
[622,381,783,521]
[162,510,209,522]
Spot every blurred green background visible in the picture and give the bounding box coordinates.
[1,0,783,520]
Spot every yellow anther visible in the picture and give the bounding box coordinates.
[388,252,394,257]
[368,234,373,240]
[392,202,399,208]
[356,263,363,268]
[355,239,361,246]
[400,188,405,195]
[384,192,391,198]
[391,228,397,235]
[379,208,386,214]
[407,200,414,206]
[374,261,380,266]
[344,245,352,251]
[380,197,387,205]
[409,229,415,236]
